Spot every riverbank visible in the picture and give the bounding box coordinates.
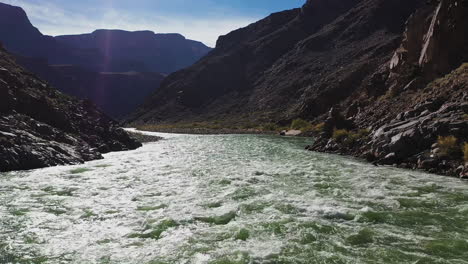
[133,126,277,135]
[126,129,164,143]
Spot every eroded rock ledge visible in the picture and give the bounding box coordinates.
[308,0,467,178]
[0,45,141,172]
[309,64,468,178]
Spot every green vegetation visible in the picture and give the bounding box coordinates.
[332,129,350,143]
[134,118,329,133]
[311,122,325,133]
[261,123,280,131]
[463,143,468,162]
[290,118,312,131]
[429,63,468,89]
[136,120,285,133]
[332,128,370,146]
[437,136,460,158]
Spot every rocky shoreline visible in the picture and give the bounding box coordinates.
[307,93,468,179]
[306,0,468,179]
[0,45,141,172]
[138,122,468,179]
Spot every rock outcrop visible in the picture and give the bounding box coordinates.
[309,0,468,177]
[0,46,141,172]
[128,0,467,177]
[127,0,425,125]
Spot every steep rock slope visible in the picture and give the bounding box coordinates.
[56,30,212,74]
[128,0,467,177]
[16,57,164,118]
[308,0,468,177]
[128,0,425,124]
[0,45,141,172]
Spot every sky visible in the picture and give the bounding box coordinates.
[2,0,306,47]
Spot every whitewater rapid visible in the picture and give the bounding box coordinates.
[1,131,467,263]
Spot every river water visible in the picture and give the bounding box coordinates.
[1,131,467,264]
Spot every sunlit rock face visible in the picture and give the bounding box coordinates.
[0,46,141,172]
[390,0,468,79]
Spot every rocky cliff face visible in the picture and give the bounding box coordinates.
[308,0,468,178]
[0,3,211,74]
[0,46,141,172]
[128,0,425,125]
[129,0,467,177]
[0,3,103,69]
[56,30,212,74]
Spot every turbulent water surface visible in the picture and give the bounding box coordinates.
[1,131,468,264]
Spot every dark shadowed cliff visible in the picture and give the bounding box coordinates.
[308,0,468,177]
[128,0,425,124]
[128,0,467,177]
[0,2,211,118]
[0,45,141,172]
[56,30,212,74]
[16,56,165,118]
[0,2,211,74]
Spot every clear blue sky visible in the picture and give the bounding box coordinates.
[2,0,306,47]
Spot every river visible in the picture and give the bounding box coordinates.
[1,131,467,263]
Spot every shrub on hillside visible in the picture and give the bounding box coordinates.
[333,129,351,143]
[291,118,311,130]
[262,123,279,131]
[463,143,468,162]
[332,128,370,147]
[437,136,460,158]
[312,123,325,133]
[289,119,314,132]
